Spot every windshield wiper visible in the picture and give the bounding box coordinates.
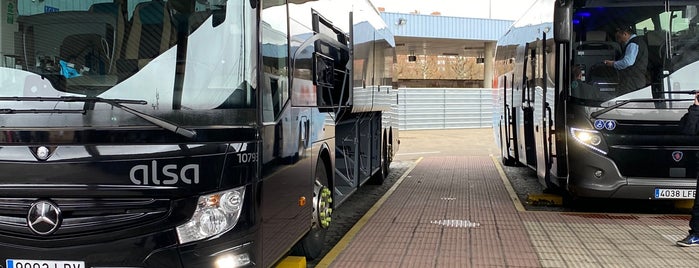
[591,99,664,119]
[590,90,697,119]
[0,108,84,114]
[0,96,197,139]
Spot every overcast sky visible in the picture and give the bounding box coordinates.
[371,0,538,21]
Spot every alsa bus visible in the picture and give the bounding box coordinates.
[0,0,397,267]
[494,0,699,200]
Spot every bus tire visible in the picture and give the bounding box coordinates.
[368,136,388,185]
[292,160,332,260]
[383,141,391,177]
[501,156,517,166]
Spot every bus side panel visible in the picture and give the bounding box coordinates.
[513,45,529,167]
[259,111,314,268]
[553,42,569,183]
[385,87,399,162]
[493,75,506,160]
[534,38,557,187]
[522,98,537,168]
[498,0,559,179]
[376,35,397,172]
[258,1,318,266]
[534,81,546,180]
[494,33,518,164]
[494,74,516,164]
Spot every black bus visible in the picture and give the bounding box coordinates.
[494,0,699,200]
[0,0,398,267]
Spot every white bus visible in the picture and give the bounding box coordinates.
[494,0,699,200]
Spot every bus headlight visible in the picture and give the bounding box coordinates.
[176,186,245,244]
[570,128,607,155]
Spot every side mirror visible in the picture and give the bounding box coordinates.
[685,5,697,19]
[554,0,572,42]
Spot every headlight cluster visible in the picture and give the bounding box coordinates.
[176,186,245,244]
[570,127,607,155]
[215,253,251,268]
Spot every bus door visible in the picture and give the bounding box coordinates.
[512,45,527,166]
[534,33,556,188]
[259,1,317,266]
[522,45,538,169]
[500,72,519,165]
[310,11,355,203]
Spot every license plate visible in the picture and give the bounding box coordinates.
[6,259,84,268]
[654,188,696,199]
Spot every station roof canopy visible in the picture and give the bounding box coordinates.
[380,12,513,57]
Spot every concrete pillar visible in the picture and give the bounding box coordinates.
[483,41,495,89]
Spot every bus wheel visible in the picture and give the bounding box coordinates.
[292,161,332,259]
[368,137,388,185]
[501,156,517,166]
[382,138,390,177]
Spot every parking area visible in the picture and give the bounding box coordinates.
[314,129,697,268]
[393,128,499,161]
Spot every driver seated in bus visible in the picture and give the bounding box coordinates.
[571,65,584,90]
[603,24,649,93]
[571,65,596,97]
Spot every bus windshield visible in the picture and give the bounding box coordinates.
[570,1,699,108]
[1,0,255,117]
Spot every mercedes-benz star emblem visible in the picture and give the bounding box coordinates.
[27,200,62,235]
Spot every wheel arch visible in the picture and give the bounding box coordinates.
[317,142,333,192]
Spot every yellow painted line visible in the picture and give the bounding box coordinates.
[491,155,526,212]
[315,157,423,268]
[527,193,563,206]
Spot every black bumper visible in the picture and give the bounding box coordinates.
[0,229,256,268]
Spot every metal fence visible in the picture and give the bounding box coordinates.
[397,88,494,130]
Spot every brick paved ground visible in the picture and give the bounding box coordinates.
[324,156,694,268]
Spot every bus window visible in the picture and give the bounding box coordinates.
[637,17,655,32]
[526,46,537,104]
[664,5,699,72]
[261,0,289,122]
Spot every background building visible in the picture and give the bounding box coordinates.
[379,11,513,88]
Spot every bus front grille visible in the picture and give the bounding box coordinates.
[0,198,171,238]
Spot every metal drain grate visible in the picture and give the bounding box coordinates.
[431,219,480,228]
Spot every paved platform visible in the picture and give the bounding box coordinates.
[317,155,697,268]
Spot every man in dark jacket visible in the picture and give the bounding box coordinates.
[678,92,699,246]
[603,24,648,93]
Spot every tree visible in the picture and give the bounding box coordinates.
[417,55,436,79]
[394,54,487,81]
[449,56,470,79]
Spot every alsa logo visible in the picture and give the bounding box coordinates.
[130,160,200,185]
